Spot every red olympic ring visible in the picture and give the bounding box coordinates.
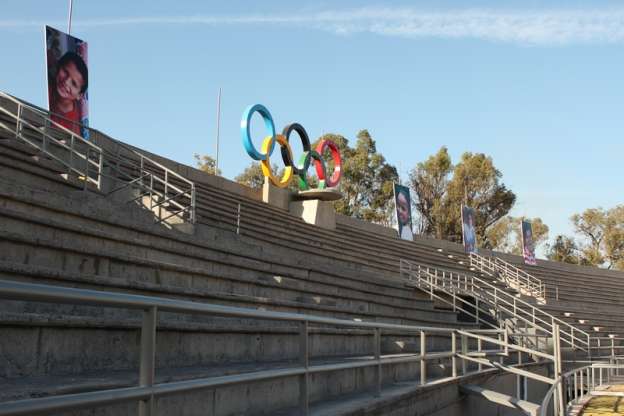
[314,139,342,188]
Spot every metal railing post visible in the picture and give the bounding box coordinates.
[598,367,602,386]
[15,103,23,138]
[374,328,381,397]
[477,338,483,372]
[190,185,196,223]
[573,372,578,402]
[420,331,427,385]
[164,169,169,200]
[69,134,75,175]
[97,151,104,190]
[299,321,309,415]
[139,306,157,416]
[580,369,584,400]
[237,203,241,235]
[461,334,468,375]
[451,332,457,378]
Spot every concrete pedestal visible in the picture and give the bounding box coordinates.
[262,181,291,210]
[289,199,336,230]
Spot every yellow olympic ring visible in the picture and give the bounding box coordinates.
[260,134,294,188]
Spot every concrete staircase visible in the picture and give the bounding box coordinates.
[0,125,491,415]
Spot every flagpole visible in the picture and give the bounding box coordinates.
[215,87,222,176]
[67,0,74,34]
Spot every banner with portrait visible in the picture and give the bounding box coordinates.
[521,220,537,265]
[461,205,477,253]
[393,183,413,241]
[45,25,89,138]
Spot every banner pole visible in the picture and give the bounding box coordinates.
[215,87,221,176]
[67,0,74,34]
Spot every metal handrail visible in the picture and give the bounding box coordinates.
[494,255,544,296]
[402,261,546,352]
[0,278,536,416]
[401,259,591,352]
[0,92,103,190]
[469,252,545,300]
[0,91,196,225]
[540,362,624,416]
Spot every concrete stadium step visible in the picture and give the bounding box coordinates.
[0,264,457,328]
[0,181,409,298]
[0,214,456,325]
[0,307,463,379]
[0,138,68,173]
[0,148,88,194]
[0,350,462,415]
[0,179,464,327]
[115,158,468,285]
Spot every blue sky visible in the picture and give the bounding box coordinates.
[1,0,623,253]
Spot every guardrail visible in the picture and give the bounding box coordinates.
[0,279,541,416]
[540,362,624,416]
[400,259,591,354]
[0,92,103,190]
[469,252,545,301]
[0,91,196,226]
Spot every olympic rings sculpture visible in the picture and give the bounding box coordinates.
[241,104,342,190]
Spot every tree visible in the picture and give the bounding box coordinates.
[546,235,579,264]
[571,205,624,270]
[486,216,549,255]
[315,130,398,225]
[234,162,269,190]
[409,147,516,243]
[409,147,452,236]
[194,154,221,176]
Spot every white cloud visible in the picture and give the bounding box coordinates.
[3,7,624,45]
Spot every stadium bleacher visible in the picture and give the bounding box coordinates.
[0,91,622,415]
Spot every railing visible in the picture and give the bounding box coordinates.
[105,143,196,225]
[590,337,624,360]
[0,92,103,190]
[400,259,591,353]
[0,92,196,226]
[469,252,546,301]
[0,278,544,416]
[540,362,624,416]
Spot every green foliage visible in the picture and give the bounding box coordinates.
[409,147,452,236]
[409,147,516,243]
[546,235,579,264]
[315,130,398,225]
[194,154,221,175]
[486,216,549,255]
[234,161,298,192]
[234,162,267,190]
[571,205,624,270]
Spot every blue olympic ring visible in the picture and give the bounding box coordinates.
[241,104,276,160]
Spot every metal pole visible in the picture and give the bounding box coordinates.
[299,321,309,415]
[215,87,221,176]
[375,328,382,396]
[420,331,427,385]
[67,0,74,34]
[461,334,467,375]
[451,332,457,378]
[139,306,157,416]
[236,203,241,235]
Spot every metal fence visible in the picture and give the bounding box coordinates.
[469,252,546,301]
[540,362,624,416]
[0,279,540,416]
[400,258,591,353]
[0,91,196,226]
